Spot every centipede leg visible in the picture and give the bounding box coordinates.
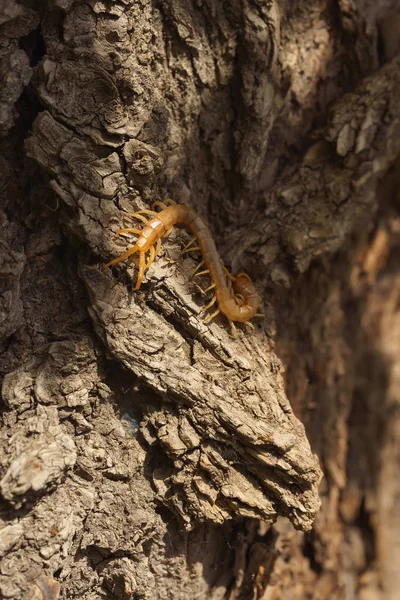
[154,198,176,209]
[193,269,210,278]
[134,251,146,290]
[201,295,217,313]
[192,261,205,277]
[139,209,158,217]
[204,283,216,293]
[204,308,220,323]
[235,272,252,282]
[234,293,245,307]
[116,228,142,236]
[152,201,166,211]
[182,245,201,255]
[152,199,175,211]
[181,196,190,207]
[228,320,238,337]
[181,236,197,254]
[161,227,173,240]
[195,283,213,295]
[127,212,149,225]
[223,266,236,282]
[105,244,139,268]
[146,245,157,270]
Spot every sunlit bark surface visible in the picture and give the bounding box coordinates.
[0,1,399,598]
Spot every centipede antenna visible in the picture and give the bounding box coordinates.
[254,313,264,318]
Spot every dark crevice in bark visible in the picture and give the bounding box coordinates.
[19,24,45,67]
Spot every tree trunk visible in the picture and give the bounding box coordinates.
[1,0,399,598]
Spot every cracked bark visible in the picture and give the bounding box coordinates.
[1,0,399,599]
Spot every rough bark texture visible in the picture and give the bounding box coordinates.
[0,0,399,599]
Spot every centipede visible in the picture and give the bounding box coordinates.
[105,199,261,335]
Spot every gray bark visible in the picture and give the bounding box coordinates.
[1,1,399,599]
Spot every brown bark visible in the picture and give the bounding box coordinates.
[0,1,399,599]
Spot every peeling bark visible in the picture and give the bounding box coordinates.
[0,1,399,599]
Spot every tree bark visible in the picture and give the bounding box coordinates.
[0,1,399,599]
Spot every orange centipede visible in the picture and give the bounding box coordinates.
[105,200,261,335]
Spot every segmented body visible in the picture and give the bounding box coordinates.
[105,203,260,330]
